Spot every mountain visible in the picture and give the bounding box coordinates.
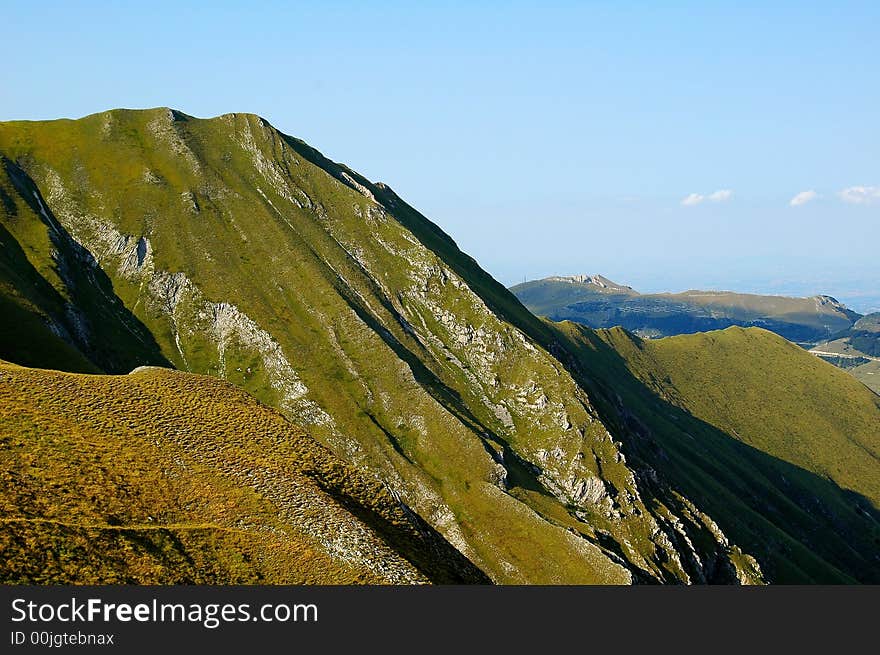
[511,275,860,344]
[810,313,880,394]
[553,324,880,583]
[0,360,487,584]
[1,108,878,584]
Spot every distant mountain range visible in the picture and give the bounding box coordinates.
[1,109,878,584]
[511,275,861,345]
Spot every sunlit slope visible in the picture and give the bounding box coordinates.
[2,108,738,584]
[555,323,880,583]
[0,361,488,584]
[851,361,880,395]
[651,328,880,502]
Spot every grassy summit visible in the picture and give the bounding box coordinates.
[648,327,880,502]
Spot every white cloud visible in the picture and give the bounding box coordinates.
[681,193,704,206]
[707,189,733,202]
[790,190,818,206]
[838,186,880,205]
[681,189,733,206]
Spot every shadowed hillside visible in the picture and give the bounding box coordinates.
[552,324,880,583]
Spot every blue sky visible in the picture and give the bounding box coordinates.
[2,2,878,311]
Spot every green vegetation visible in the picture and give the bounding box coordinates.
[553,323,880,583]
[0,108,710,584]
[1,108,877,584]
[0,361,487,584]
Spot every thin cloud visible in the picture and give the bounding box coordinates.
[681,189,733,206]
[838,186,880,205]
[681,193,704,206]
[790,190,818,207]
[708,189,733,202]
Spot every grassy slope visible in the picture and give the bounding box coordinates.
[554,323,880,583]
[0,168,98,372]
[4,108,870,584]
[0,360,488,584]
[651,328,880,504]
[851,361,880,395]
[0,109,647,584]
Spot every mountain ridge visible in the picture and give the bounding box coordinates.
[1,107,878,583]
[1,107,692,583]
[511,274,861,344]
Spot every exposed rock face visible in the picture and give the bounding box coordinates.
[547,274,635,293]
[0,108,763,584]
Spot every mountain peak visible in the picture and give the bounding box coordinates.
[546,274,635,294]
[4,107,878,585]
[812,294,845,307]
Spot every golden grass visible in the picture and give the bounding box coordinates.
[0,361,484,584]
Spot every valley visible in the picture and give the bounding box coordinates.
[512,274,879,394]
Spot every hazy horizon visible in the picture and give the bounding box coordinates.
[3,2,877,313]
